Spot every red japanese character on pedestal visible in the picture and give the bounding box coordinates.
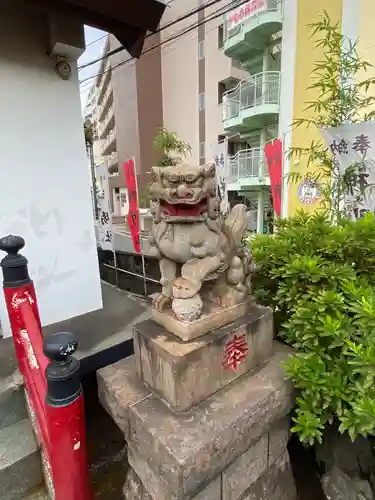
[222,334,249,370]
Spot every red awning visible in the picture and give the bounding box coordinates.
[27,0,167,57]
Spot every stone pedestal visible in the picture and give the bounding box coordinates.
[134,305,274,411]
[97,306,297,500]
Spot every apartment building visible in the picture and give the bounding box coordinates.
[91,33,163,220]
[84,85,96,123]
[160,0,272,232]
[89,0,370,230]
[221,0,375,221]
[160,0,375,231]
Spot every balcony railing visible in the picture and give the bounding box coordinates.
[99,106,114,138]
[224,0,283,41]
[106,152,118,171]
[222,71,280,122]
[98,85,113,121]
[101,128,116,154]
[227,148,269,181]
[97,60,111,104]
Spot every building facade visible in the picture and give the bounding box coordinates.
[91,33,163,220]
[89,0,374,231]
[222,0,375,221]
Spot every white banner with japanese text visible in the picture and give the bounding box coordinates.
[97,164,113,250]
[214,142,229,214]
[321,121,375,219]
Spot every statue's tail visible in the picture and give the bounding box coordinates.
[224,204,248,247]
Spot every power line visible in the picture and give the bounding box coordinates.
[85,34,108,48]
[79,3,234,93]
[82,1,176,54]
[79,1,233,87]
[79,0,243,86]
[79,25,205,93]
[78,0,226,71]
[79,21,212,93]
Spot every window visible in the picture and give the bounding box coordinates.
[218,82,226,104]
[199,142,206,161]
[198,41,205,60]
[199,92,205,111]
[218,25,224,49]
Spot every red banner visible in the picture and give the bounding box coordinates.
[264,139,283,217]
[123,159,141,254]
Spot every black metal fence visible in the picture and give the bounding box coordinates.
[97,248,161,297]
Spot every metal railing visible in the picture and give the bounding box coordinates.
[97,60,111,105]
[97,85,113,121]
[101,127,116,154]
[222,71,280,121]
[106,151,118,170]
[224,0,283,41]
[227,148,269,181]
[99,106,114,138]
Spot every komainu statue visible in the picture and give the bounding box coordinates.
[148,163,253,338]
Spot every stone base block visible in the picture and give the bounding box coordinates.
[123,427,295,500]
[134,305,274,411]
[242,451,297,500]
[98,343,295,500]
[151,299,253,341]
[123,468,151,500]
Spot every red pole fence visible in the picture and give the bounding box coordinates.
[0,235,92,500]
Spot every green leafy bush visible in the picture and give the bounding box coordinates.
[252,211,375,445]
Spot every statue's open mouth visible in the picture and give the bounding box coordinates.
[160,199,207,217]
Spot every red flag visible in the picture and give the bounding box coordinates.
[123,160,141,254]
[264,139,283,217]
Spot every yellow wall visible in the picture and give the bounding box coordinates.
[358,0,375,110]
[288,0,343,215]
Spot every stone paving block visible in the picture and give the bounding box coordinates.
[97,356,151,440]
[123,468,151,500]
[268,417,290,466]
[243,450,297,500]
[192,478,221,500]
[127,343,294,498]
[133,305,274,411]
[123,462,221,500]
[127,445,172,500]
[222,435,268,500]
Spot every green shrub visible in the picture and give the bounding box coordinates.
[252,211,375,445]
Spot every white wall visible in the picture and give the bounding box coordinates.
[0,1,102,337]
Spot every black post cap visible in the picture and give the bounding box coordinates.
[44,332,82,407]
[0,235,25,255]
[44,332,78,362]
[0,235,30,288]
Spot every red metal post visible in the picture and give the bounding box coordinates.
[0,236,51,457]
[0,236,93,500]
[44,332,93,500]
[0,235,43,374]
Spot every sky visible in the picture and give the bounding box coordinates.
[79,26,107,111]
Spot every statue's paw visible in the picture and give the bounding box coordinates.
[152,293,171,312]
